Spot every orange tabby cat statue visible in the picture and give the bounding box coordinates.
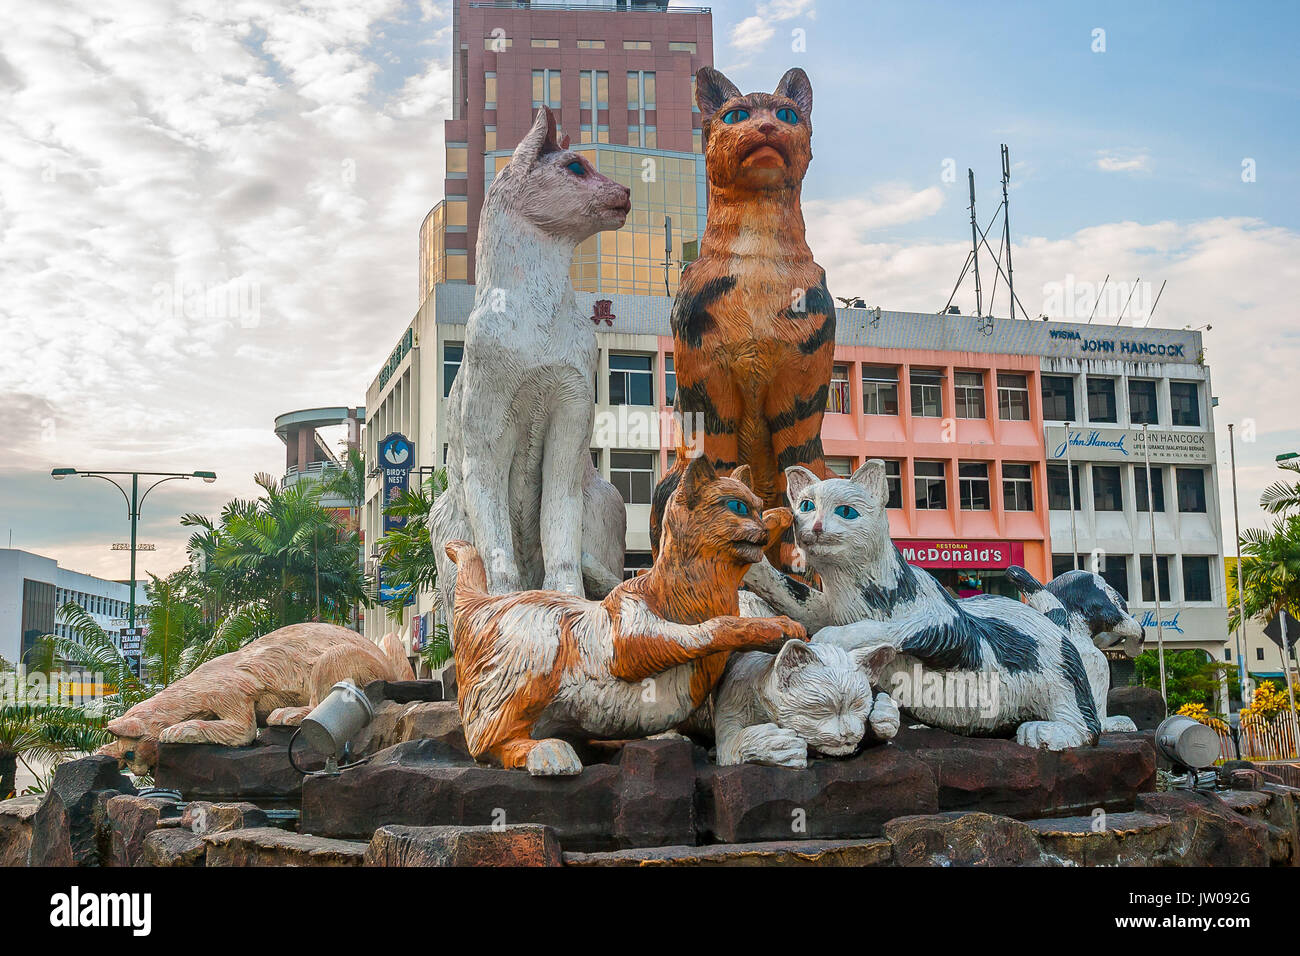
[444,457,807,775]
[652,66,835,567]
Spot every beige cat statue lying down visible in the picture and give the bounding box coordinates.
[100,622,414,775]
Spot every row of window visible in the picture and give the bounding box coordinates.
[485,37,698,54]
[1042,374,1201,427]
[851,365,1032,421]
[1052,552,1216,604]
[1047,463,1208,514]
[53,587,128,619]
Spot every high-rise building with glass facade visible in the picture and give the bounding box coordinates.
[419,0,713,301]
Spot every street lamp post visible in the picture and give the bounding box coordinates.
[50,468,217,631]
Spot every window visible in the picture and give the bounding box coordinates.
[668,41,697,53]
[443,344,463,398]
[1257,647,1265,662]
[484,126,497,151]
[997,372,1030,421]
[609,353,654,406]
[915,460,947,510]
[883,460,902,509]
[1183,556,1213,602]
[484,36,512,50]
[1002,463,1034,511]
[580,70,609,113]
[862,366,899,415]
[1041,375,1075,421]
[959,462,990,510]
[445,145,467,174]
[1053,554,1084,577]
[1047,463,1082,511]
[827,364,851,413]
[954,371,985,419]
[825,457,854,478]
[1096,554,1130,600]
[663,354,676,406]
[577,39,605,49]
[1092,465,1123,511]
[1171,381,1201,426]
[532,69,561,108]
[623,551,653,580]
[1135,465,1165,512]
[484,72,497,109]
[623,40,652,51]
[1087,377,1117,423]
[627,70,656,109]
[1176,468,1207,513]
[1128,379,1158,425]
[531,38,559,48]
[1139,555,1172,603]
[910,369,943,417]
[610,451,655,504]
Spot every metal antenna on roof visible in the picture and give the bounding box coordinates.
[968,169,983,318]
[1086,275,1110,324]
[1001,145,1015,321]
[1115,277,1141,326]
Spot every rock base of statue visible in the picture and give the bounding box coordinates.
[299,728,1155,852]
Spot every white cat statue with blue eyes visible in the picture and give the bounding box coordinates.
[742,460,1145,750]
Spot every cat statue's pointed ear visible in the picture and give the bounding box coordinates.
[784,465,818,507]
[511,106,562,170]
[680,455,718,508]
[850,458,888,503]
[774,68,813,116]
[730,464,754,489]
[850,644,897,683]
[774,639,819,692]
[696,67,742,118]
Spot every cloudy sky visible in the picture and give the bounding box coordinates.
[1,0,1296,583]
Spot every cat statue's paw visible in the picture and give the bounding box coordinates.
[1015,721,1089,751]
[1101,715,1137,733]
[737,723,808,769]
[526,738,583,776]
[867,692,900,741]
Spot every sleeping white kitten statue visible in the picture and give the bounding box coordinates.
[743,460,1144,751]
[713,616,900,768]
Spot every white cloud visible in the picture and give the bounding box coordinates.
[0,0,451,579]
[1095,149,1152,173]
[728,0,816,61]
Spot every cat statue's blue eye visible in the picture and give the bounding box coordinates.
[776,107,798,124]
[834,505,860,520]
[798,499,815,513]
[721,108,750,124]
[725,499,750,516]
[566,161,586,175]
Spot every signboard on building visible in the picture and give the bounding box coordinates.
[1046,426,1211,464]
[897,540,1025,569]
[378,432,415,534]
[118,627,144,652]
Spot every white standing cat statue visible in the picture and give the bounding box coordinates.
[431,106,630,604]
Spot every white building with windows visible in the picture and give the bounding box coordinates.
[1039,341,1228,678]
[0,549,148,667]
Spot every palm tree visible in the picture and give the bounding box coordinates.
[320,446,366,526]
[0,705,111,798]
[1230,514,1300,641]
[1262,459,1300,516]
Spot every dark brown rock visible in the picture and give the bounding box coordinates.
[1025,811,1174,866]
[204,827,366,866]
[27,755,135,866]
[0,795,41,867]
[179,801,269,836]
[885,811,1045,866]
[155,727,319,800]
[699,745,937,844]
[139,828,206,867]
[564,838,893,867]
[365,824,562,866]
[302,738,695,852]
[105,795,178,867]
[393,702,466,752]
[1107,686,1167,730]
[895,727,1155,819]
[1137,789,1271,866]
